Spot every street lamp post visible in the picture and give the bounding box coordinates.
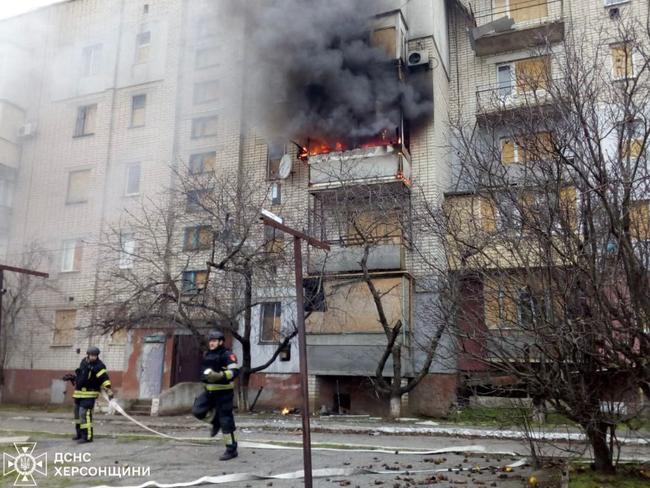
[260,211,329,488]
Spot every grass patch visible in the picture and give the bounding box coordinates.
[569,464,650,487]
[446,406,579,428]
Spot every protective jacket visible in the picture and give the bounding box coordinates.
[201,346,239,392]
[73,358,112,399]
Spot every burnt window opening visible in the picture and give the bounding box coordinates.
[267,142,286,180]
[304,277,326,312]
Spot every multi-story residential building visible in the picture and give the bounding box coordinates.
[0,0,456,417]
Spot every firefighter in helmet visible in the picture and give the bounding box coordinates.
[62,346,114,443]
[192,330,240,460]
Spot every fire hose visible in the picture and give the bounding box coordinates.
[98,394,528,488]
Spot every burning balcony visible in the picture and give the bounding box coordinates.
[305,134,412,189]
[469,0,565,57]
[307,183,411,275]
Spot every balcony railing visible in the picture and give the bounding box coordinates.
[476,78,563,115]
[308,143,411,189]
[469,0,565,56]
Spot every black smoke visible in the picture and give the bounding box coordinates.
[239,0,432,146]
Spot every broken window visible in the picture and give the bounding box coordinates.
[81,44,102,77]
[183,226,213,251]
[135,30,151,64]
[131,94,146,127]
[195,47,220,69]
[119,233,135,269]
[66,169,90,204]
[125,162,141,195]
[611,43,635,80]
[74,104,96,137]
[191,115,218,138]
[181,270,208,293]
[193,80,219,104]
[267,142,285,180]
[61,239,83,272]
[260,302,282,342]
[53,309,76,346]
[189,151,216,174]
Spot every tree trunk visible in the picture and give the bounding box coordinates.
[238,369,251,411]
[389,394,401,419]
[585,422,615,473]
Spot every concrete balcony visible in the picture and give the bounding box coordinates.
[470,0,564,57]
[476,78,563,118]
[308,241,405,275]
[308,143,411,190]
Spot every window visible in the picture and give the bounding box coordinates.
[124,162,141,196]
[517,287,542,327]
[74,104,96,137]
[193,80,219,104]
[629,200,650,241]
[260,302,282,342]
[81,44,102,77]
[500,137,518,165]
[182,270,208,293]
[195,47,220,69]
[269,182,281,205]
[131,94,146,127]
[183,226,213,251]
[186,189,208,212]
[191,116,218,138]
[493,0,548,23]
[61,239,83,272]
[497,56,550,96]
[66,169,90,204]
[496,197,522,232]
[53,310,76,346]
[119,233,135,269]
[264,224,284,253]
[189,151,216,174]
[620,119,644,159]
[267,142,285,180]
[611,43,635,79]
[197,18,218,39]
[0,178,14,207]
[500,133,553,165]
[135,30,151,64]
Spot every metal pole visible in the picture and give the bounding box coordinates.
[293,236,313,488]
[0,270,4,388]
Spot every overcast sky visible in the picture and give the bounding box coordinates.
[0,0,65,20]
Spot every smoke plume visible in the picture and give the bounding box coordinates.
[237,0,432,146]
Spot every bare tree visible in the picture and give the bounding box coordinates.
[93,168,299,410]
[432,20,650,473]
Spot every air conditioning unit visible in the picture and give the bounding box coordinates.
[407,50,429,70]
[17,123,36,138]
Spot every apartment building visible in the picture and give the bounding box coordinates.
[445,0,650,400]
[0,0,458,416]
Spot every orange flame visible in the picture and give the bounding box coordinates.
[281,407,291,415]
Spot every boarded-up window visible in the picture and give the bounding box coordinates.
[515,56,550,93]
[135,30,151,64]
[371,27,397,59]
[494,0,548,23]
[346,209,402,244]
[630,200,650,240]
[183,226,213,250]
[611,44,634,79]
[131,94,146,127]
[61,239,83,272]
[110,327,128,344]
[621,120,644,159]
[53,310,76,345]
[481,197,498,233]
[559,186,577,230]
[306,277,405,334]
[66,169,90,204]
[189,151,216,174]
[484,279,516,329]
[194,80,219,104]
[260,302,282,342]
[74,104,96,136]
[191,116,218,138]
[501,137,517,165]
[519,132,553,162]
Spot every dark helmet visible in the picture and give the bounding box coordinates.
[207,330,225,341]
[87,346,101,356]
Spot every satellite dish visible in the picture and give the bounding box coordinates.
[278,154,292,179]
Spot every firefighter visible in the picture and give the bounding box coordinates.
[191,330,240,460]
[62,346,114,443]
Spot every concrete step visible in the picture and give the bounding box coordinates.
[127,399,153,415]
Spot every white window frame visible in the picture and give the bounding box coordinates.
[81,44,102,77]
[61,239,82,272]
